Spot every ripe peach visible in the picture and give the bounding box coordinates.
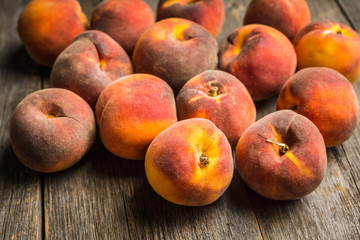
[293,20,360,83]
[145,118,233,206]
[235,110,327,200]
[276,67,359,147]
[132,18,218,94]
[91,0,155,56]
[95,74,177,160]
[50,30,133,109]
[17,0,88,66]
[243,0,310,40]
[219,24,297,101]
[157,0,225,37]
[176,70,256,147]
[10,88,96,173]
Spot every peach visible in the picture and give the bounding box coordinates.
[132,18,218,94]
[243,0,310,41]
[156,0,225,37]
[91,0,155,56]
[95,74,177,160]
[293,20,360,83]
[219,24,297,101]
[10,88,96,173]
[17,0,88,66]
[50,30,133,108]
[276,67,359,147]
[235,110,327,200]
[145,118,233,206]
[176,70,256,147]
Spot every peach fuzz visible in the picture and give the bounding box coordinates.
[10,88,96,173]
[50,30,133,109]
[243,0,310,41]
[17,0,88,66]
[218,24,297,101]
[95,74,177,160]
[176,70,256,147]
[157,0,225,37]
[91,0,155,56]
[293,20,360,83]
[132,18,218,94]
[276,67,359,147]
[235,110,327,200]
[145,118,233,206]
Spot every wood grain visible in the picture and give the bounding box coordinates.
[1,0,360,239]
[0,0,43,239]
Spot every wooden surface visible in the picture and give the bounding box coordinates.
[1,0,360,239]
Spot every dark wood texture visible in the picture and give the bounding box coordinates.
[0,0,359,239]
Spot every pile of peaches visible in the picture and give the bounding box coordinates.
[11,0,360,205]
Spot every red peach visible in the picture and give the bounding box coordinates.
[219,24,297,101]
[276,67,359,147]
[235,110,327,200]
[176,70,256,147]
[243,0,310,40]
[95,74,178,160]
[132,18,218,94]
[157,0,225,37]
[17,0,88,66]
[145,118,234,206]
[10,88,96,173]
[50,30,133,108]
[293,20,360,83]
[91,0,155,56]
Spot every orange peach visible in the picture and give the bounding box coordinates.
[176,70,256,147]
[276,67,359,147]
[95,74,177,160]
[132,18,218,94]
[235,110,327,200]
[219,24,297,101]
[145,118,233,206]
[50,30,133,108]
[91,0,155,56]
[156,0,225,37]
[10,88,96,173]
[17,0,88,66]
[243,0,310,40]
[293,20,360,83]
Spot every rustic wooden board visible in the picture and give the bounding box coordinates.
[0,0,43,239]
[337,0,360,30]
[2,0,360,239]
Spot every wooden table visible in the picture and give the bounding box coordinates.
[1,0,359,239]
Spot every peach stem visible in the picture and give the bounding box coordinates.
[208,86,219,97]
[200,153,210,166]
[258,134,289,155]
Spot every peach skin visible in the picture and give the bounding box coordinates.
[10,88,96,173]
[132,18,218,94]
[157,0,225,37]
[293,20,360,83]
[95,74,177,160]
[243,0,310,40]
[276,67,359,147]
[219,24,297,101]
[50,30,133,108]
[91,0,155,56]
[17,0,88,66]
[235,110,327,200]
[176,70,256,147]
[145,118,234,206]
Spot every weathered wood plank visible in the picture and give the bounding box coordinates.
[336,0,360,31]
[0,0,43,239]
